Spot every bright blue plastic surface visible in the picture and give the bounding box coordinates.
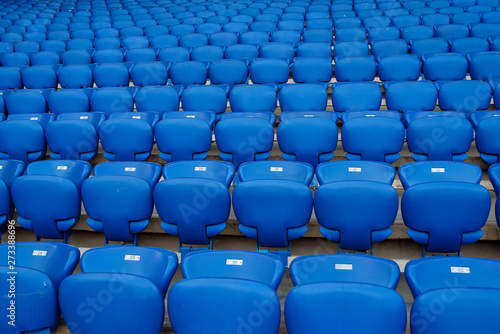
[161,160,235,187]
[229,83,277,113]
[238,161,314,185]
[378,55,422,81]
[181,85,228,115]
[90,87,135,116]
[277,111,337,168]
[93,63,130,87]
[385,81,438,112]
[289,254,401,289]
[46,112,106,161]
[279,84,328,112]
[182,250,285,290]
[0,160,25,229]
[135,86,180,113]
[331,82,382,112]
[5,89,50,114]
[208,59,248,86]
[438,80,492,113]
[291,57,333,84]
[12,161,91,241]
[423,53,468,81]
[285,283,407,334]
[233,179,313,247]
[83,162,162,243]
[99,112,159,161]
[48,89,91,114]
[168,278,281,334]
[215,112,276,168]
[155,111,215,162]
[405,111,473,161]
[249,58,290,85]
[488,164,500,228]
[130,61,169,86]
[399,161,483,189]
[341,111,405,163]
[334,56,376,82]
[316,161,397,185]
[170,61,208,86]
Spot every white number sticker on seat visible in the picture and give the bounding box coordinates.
[451,266,470,274]
[335,264,353,270]
[226,259,243,266]
[32,250,47,256]
[125,255,141,261]
[195,167,207,171]
[270,167,283,172]
[348,167,362,172]
[431,168,445,173]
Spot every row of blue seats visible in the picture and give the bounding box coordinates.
[0,159,496,259]
[3,242,499,334]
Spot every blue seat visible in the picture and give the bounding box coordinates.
[341,111,405,163]
[469,52,500,80]
[122,36,150,49]
[422,13,451,27]
[209,32,238,47]
[472,111,500,164]
[0,67,22,90]
[182,250,285,290]
[2,52,31,67]
[94,37,121,50]
[482,11,500,22]
[93,63,131,87]
[391,15,422,29]
[450,37,490,55]
[60,50,92,65]
[367,26,401,43]
[5,89,52,115]
[58,64,93,88]
[229,84,277,112]
[130,61,169,86]
[158,47,191,62]
[12,160,91,242]
[399,161,490,254]
[411,37,449,58]
[181,85,228,117]
[277,111,338,169]
[371,39,409,59]
[224,45,258,63]
[405,111,473,161]
[0,160,25,232]
[15,41,40,53]
[154,161,234,256]
[0,114,54,164]
[0,242,79,334]
[179,33,209,48]
[435,23,471,40]
[60,246,177,334]
[422,53,468,80]
[335,27,367,42]
[279,84,328,111]
[334,17,362,30]
[124,48,157,63]
[249,58,290,87]
[196,23,222,35]
[155,111,215,162]
[286,254,406,334]
[385,81,438,112]
[401,25,435,43]
[232,161,314,263]
[238,161,314,185]
[208,59,248,86]
[260,42,295,62]
[438,80,492,113]
[470,22,500,38]
[46,112,105,161]
[191,45,224,64]
[90,87,135,116]
[452,12,482,24]
[333,41,370,58]
[82,162,162,245]
[215,112,276,168]
[303,28,333,44]
[150,34,179,48]
[331,82,382,112]
[334,56,376,82]
[169,61,208,86]
[271,30,302,46]
[239,31,270,47]
[405,256,500,333]
[314,161,398,252]
[99,112,159,161]
[291,58,333,85]
[135,86,180,113]
[278,19,306,31]
[378,55,421,81]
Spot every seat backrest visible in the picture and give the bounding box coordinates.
[238,161,314,185]
[470,52,500,80]
[438,80,492,112]
[135,86,180,113]
[90,87,135,115]
[49,88,91,114]
[331,82,382,112]
[279,84,328,111]
[249,58,289,85]
[180,84,228,115]
[423,53,468,81]
[229,84,277,112]
[385,81,438,112]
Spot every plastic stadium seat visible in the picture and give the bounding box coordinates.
[215,112,276,168]
[391,15,422,29]
[371,39,409,59]
[296,42,332,58]
[0,67,22,90]
[470,22,500,38]
[313,160,398,250]
[400,161,489,254]
[482,11,500,23]
[277,111,338,168]
[469,52,500,80]
[12,160,91,242]
[196,23,222,35]
[335,27,366,42]
[91,87,136,116]
[155,111,215,162]
[21,66,57,89]
[331,82,382,112]
[406,257,500,333]
[378,55,421,81]
[452,12,482,25]
[291,58,332,85]
[0,242,79,334]
[439,80,492,113]
[191,45,224,64]
[169,61,208,86]
[135,86,179,113]
[385,81,438,112]
[130,61,169,86]
[249,58,290,87]
[401,25,435,43]
[341,111,405,163]
[181,85,228,117]
[58,65,93,88]
[154,161,234,255]
[15,41,40,53]
[94,37,121,50]
[421,13,451,27]
[260,43,295,62]
[66,39,93,51]
[239,31,270,47]
[60,246,177,334]
[151,35,179,48]
[367,26,401,43]
[421,53,468,81]
[232,161,314,262]
[450,37,490,55]
[237,160,314,185]
[124,48,157,63]
[2,52,30,67]
[6,89,51,114]
[404,111,473,161]
[179,33,209,48]
[99,112,159,161]
[93,63,131,87]
[435,23,471,40]
[334,57,376,82]
[82,162,162,244]
[208,59,248,86]
[229,84,277,112]
[0,160,25,231]
[286,254,406,334]
[158,47,191,62]
[303,28,334,44]
[60,50,92,65]
[122,36,150,49]
[271,30,302,46]
[279,84,328,111]
[48,89,91,115]
[334,17,362,30]
[472,111,500,163]
[410,37,449,58]
[278,19,306,32]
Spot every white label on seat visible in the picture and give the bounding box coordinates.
[335,263,353,270]
[431,168,445,173]
[32,250,47,256]
[80,116,89,120]
[451,266,470,274]
[0,166,3,169]
[348,167,362,172]
[124,167,136,172]
[365,114,376,117]
[132,116,141,119]
[195,167,207,171]
[186,115,195,118]
[304,115,314,117]
[57,166,68,170]
[30,117,39,121]
[226,259,243,266]
[125,255,141,261]
[270,167,283,172]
